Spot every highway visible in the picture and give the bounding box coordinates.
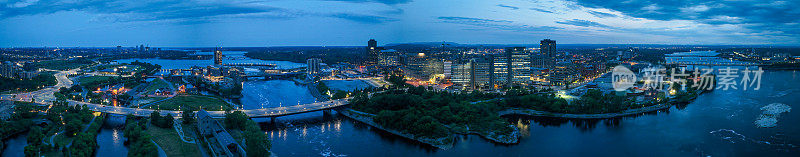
[1,69,77,103]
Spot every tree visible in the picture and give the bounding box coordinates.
[182,107,195,124]
[24,144,39,157]
[65,119,82,137]
[162,113,174,128]
[225,111,249,130]
[244,120,270,157]
[26,126,44,145]
[150,110,162,126]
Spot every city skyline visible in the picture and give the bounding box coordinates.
[2,0,799,47]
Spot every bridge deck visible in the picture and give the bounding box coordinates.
[68,99,349,118]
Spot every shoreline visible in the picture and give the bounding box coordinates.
[337,109,455,150]
[498,103,673,119]
[338,108,521,148]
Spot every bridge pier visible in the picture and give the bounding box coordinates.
[322,109,333,116]
[270,117,276,123]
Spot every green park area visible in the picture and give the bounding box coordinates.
[146,95,232,111]
[24,58,94,71]
[148,124,201,157]
[78,76,116,86]
[144,78,172,94]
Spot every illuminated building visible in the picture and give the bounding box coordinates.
[470,57,492,90]
[550,62,580,87]
[214,47,223,65]
[508,47,531,86]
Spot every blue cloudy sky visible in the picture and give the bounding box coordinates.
[0,0,798,47]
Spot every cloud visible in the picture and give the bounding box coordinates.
[555,19,610,28]
[569,0,800,38]
[323,0,413,5]
[530,8,554,13]
[497,4,519,10]
[438,16,558,32]
[0,0,291,23]
[329,13,397,24]
[587,10,616,18]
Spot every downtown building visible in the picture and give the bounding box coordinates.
[378,49,401,67]
[396,39,576,90]
[306,58,322,76]
[214,47,223,65]
[0,61,16,78]
[469,56,493,90]
[402,52,444,82]
[549,62,580,87]
[449,59,471,89]
[508,47,532,87]
[366,39,384,66]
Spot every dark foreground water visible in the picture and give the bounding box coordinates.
[255,70,799,157]
[95,114,129,156]
[2,134,27,157]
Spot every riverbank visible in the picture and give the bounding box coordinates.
[499,103,672,119]
[337,108,455,149]
[460,126,519,144]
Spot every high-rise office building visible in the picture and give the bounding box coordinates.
[507,47,531,86]
[540,39,556,68]
[306,58,322,76]
[450,60,471,88]
[214,47,223,65]
[366,39,381,65]
[491,54,509,89]
[402,53,442,81]
[470,57,492,90]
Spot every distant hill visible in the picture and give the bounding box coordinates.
[385,42,461,47]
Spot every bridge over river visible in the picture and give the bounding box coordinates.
[66,99,350,119]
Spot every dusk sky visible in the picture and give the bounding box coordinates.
[1,0,798,47]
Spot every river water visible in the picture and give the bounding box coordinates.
[96,54,800,156]
[259,70,800,157]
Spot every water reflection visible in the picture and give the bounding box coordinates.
[2,134,27,157]
[95,114,128,156]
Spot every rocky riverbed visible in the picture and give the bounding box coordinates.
[755,103,791,128]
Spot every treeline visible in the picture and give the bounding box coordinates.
[315,81,349,100]
[23,58,94,71]
[129,61,161,76]
[18,100,99,157]
[224,111,272,157]
[0,72,57,92]
[0,102,37,140]
[64,115,104,157]
[503,89,667,114]
[150,111,175,128]
[243,47,365,65]
[186,76,243,98]
[350,86,510,139]
[124,116,159,157]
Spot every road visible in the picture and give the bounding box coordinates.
[69,99,349,118]
[1,69,77,103]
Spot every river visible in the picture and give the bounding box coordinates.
[103,53,800,156]
[259,70,799,156]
